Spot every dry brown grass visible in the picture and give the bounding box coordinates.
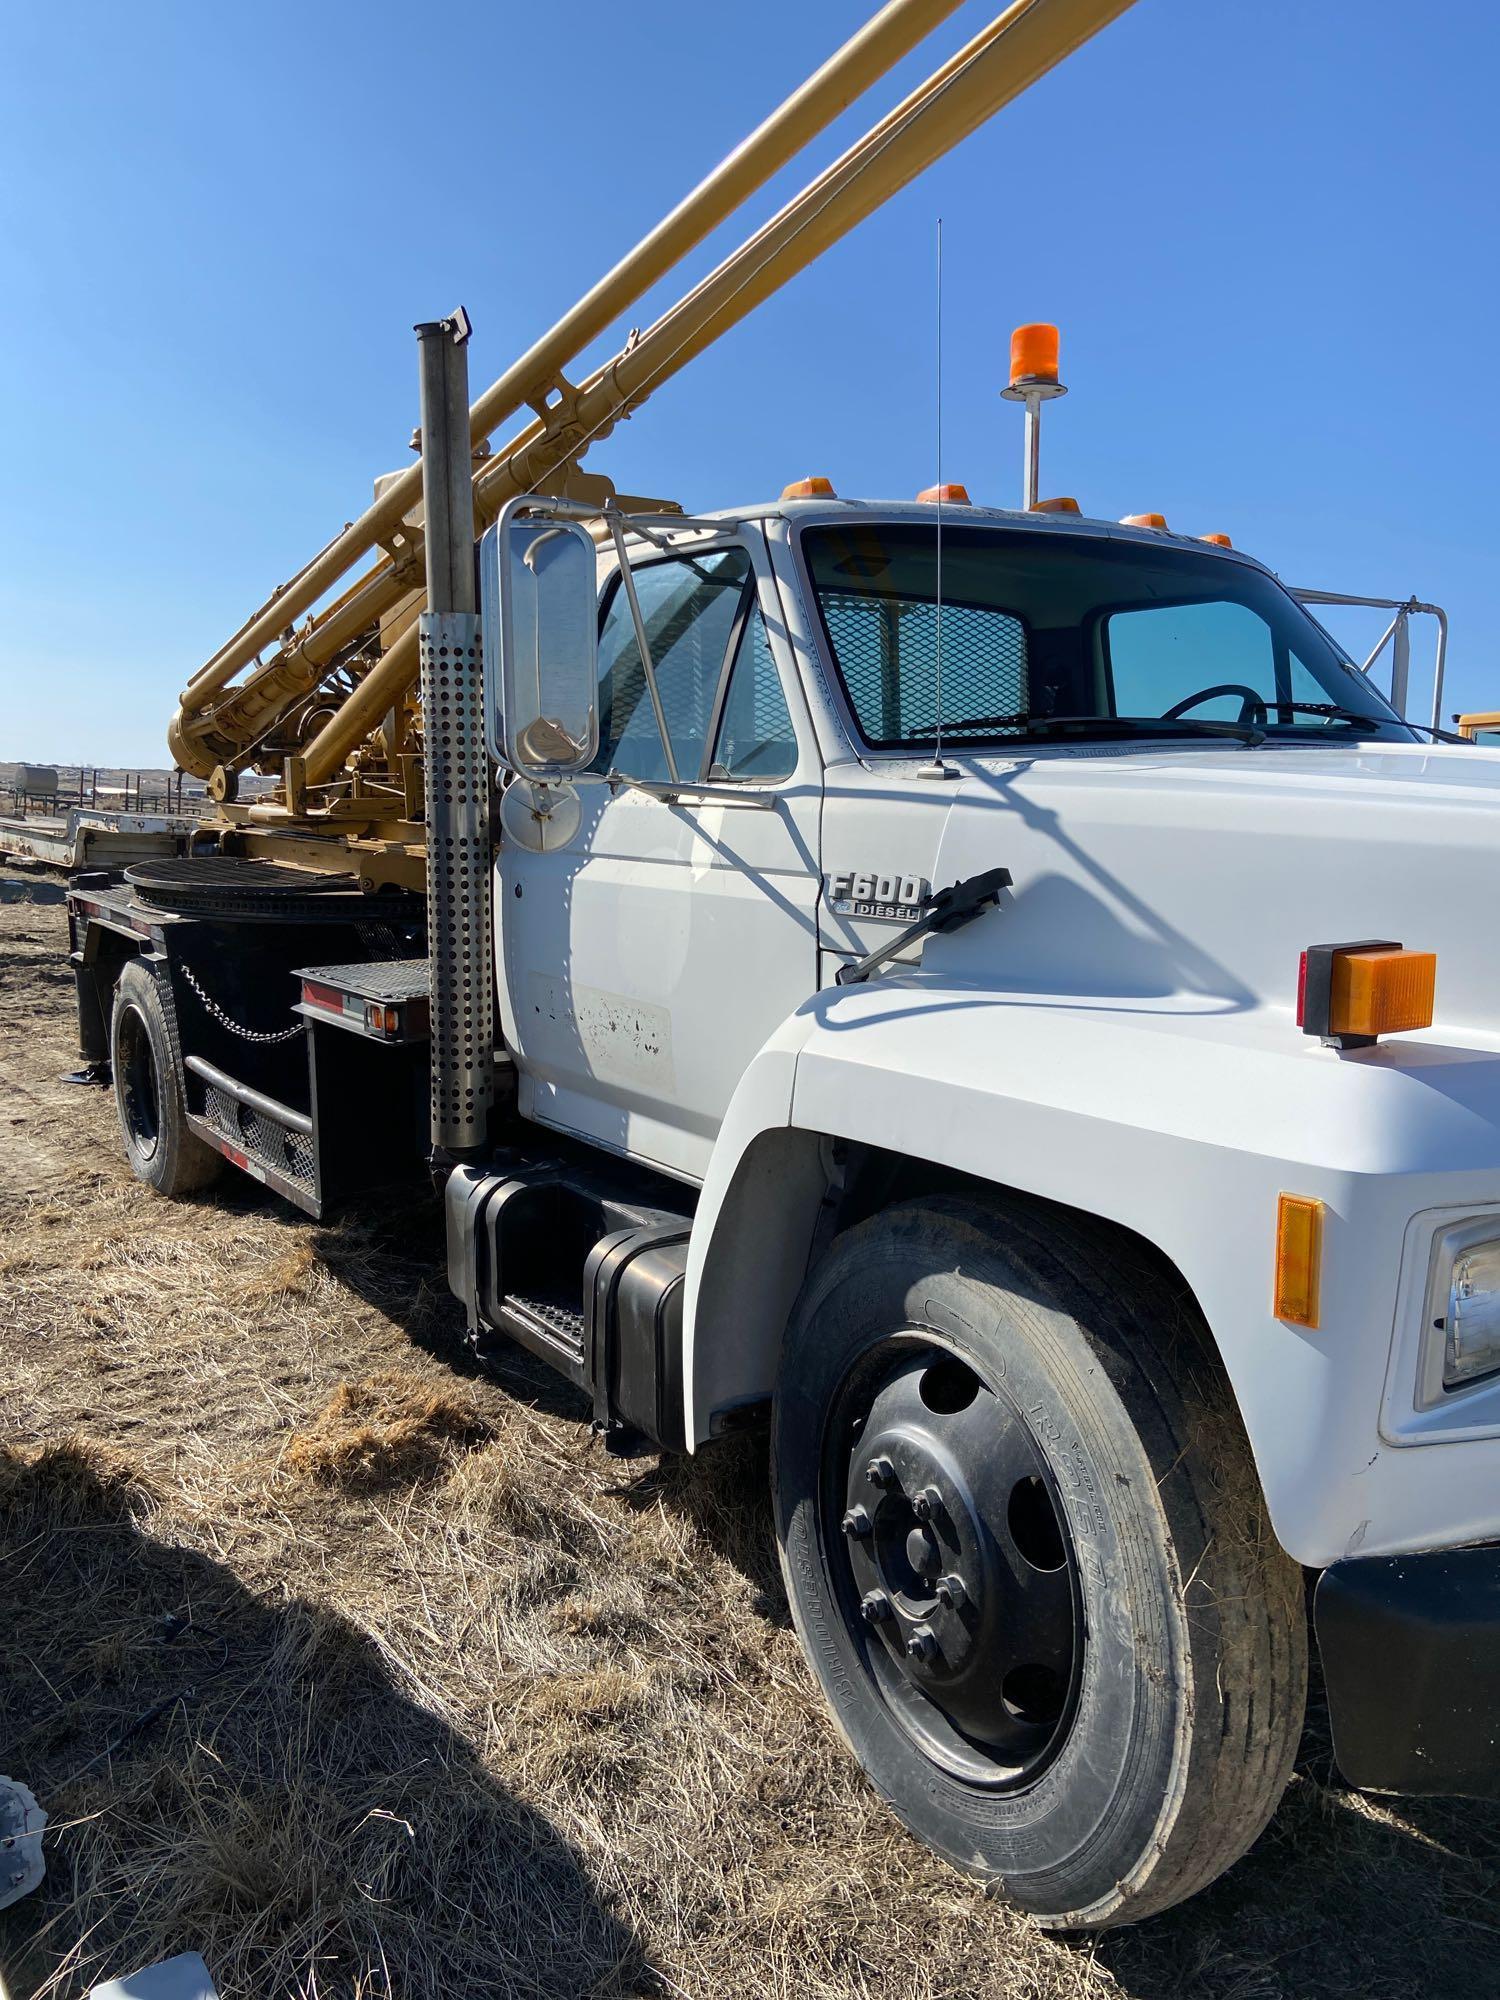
[2,866,1498,2000]
[280,1372,491,1491]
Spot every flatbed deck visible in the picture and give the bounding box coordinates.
[0,809,199,872]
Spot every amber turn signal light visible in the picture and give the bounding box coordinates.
[782,476,836,500]
[1200,532,1233,548]
[1298,940,1436,1049]
[1331,949,1436,1038]
[1275,1194,1324,1328]
[1121,512,1169,530]
[916,483,971,504]
[1032,496,1081,514]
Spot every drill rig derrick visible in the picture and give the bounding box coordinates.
[167,0,970,808]
[172,0,1135,873]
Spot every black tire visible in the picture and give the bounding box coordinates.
[110,958,222,1197]
[772,1192,1307,1928]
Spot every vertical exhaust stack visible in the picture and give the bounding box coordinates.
[416,310,493,1164]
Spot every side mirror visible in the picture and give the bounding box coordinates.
[481,504,599,780]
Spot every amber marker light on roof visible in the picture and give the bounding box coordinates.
[781,476,836,499]
[916,483,971,504]
[1032,496,1080,514]
[1274,1194,1324,1328]
[1121,512,1169,530]
[1201,532,1233,547]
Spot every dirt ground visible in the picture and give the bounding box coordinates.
[2,866,1498,2000]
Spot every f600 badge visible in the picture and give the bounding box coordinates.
[825,869,932,923]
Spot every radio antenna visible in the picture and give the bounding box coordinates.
[919,215,958,782]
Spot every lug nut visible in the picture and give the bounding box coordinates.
[865,1456,898,1490]
[912,1485,942,1522]
[841,1505,873,1539]
[905,1624,939,1662]
[859,1590,894,1625]
[936,1572,968,1609]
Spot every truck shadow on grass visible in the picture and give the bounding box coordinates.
[0,1439,655,2000]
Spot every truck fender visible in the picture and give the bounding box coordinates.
[682,981,1500,1566]
[681,1017,822,1443]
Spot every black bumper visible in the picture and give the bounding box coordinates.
[1315,1543,1500,1799]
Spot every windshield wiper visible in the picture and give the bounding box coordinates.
[1258,701,1383,732]
[904,712,1266,746]
[1259,701,1463,742]
[1035,713,1268,744]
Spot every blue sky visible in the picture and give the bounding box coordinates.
[2,0,1497,765]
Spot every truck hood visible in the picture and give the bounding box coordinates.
[924,740,1500,1035]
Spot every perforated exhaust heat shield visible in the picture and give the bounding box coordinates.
[420,611,492,1155]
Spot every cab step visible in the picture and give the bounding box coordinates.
[446,1154,695,1450]
[495,1287,587,1377]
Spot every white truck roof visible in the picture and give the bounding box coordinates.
[685,495,1270,572]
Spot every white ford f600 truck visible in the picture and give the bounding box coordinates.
[59,0,1500,1930]
[70,462,1500,1926]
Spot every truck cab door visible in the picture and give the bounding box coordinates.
[496,529,820,1183]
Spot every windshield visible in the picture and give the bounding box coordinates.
[800,523,1413,750]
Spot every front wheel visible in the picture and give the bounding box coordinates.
[772,1193,1307,1928]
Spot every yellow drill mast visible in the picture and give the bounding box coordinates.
[168,0,1137,885]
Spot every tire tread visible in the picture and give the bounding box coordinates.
[775,1189,1307,1928]
[111,959,222,1197]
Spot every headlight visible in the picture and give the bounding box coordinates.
[1444,1238,1500,1390]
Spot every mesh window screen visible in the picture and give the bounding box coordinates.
[820,591,1028,745]
[715,610,797,779]
[595,548,750,780]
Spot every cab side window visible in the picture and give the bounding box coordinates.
[712,607,797,780]
[595,548,798,782]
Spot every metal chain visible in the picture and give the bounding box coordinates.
[180,962,304,1044]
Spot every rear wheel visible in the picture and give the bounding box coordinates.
[772,1193,1307,1928]
[111,959,221,1196]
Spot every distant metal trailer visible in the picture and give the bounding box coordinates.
[0,809,200,872]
